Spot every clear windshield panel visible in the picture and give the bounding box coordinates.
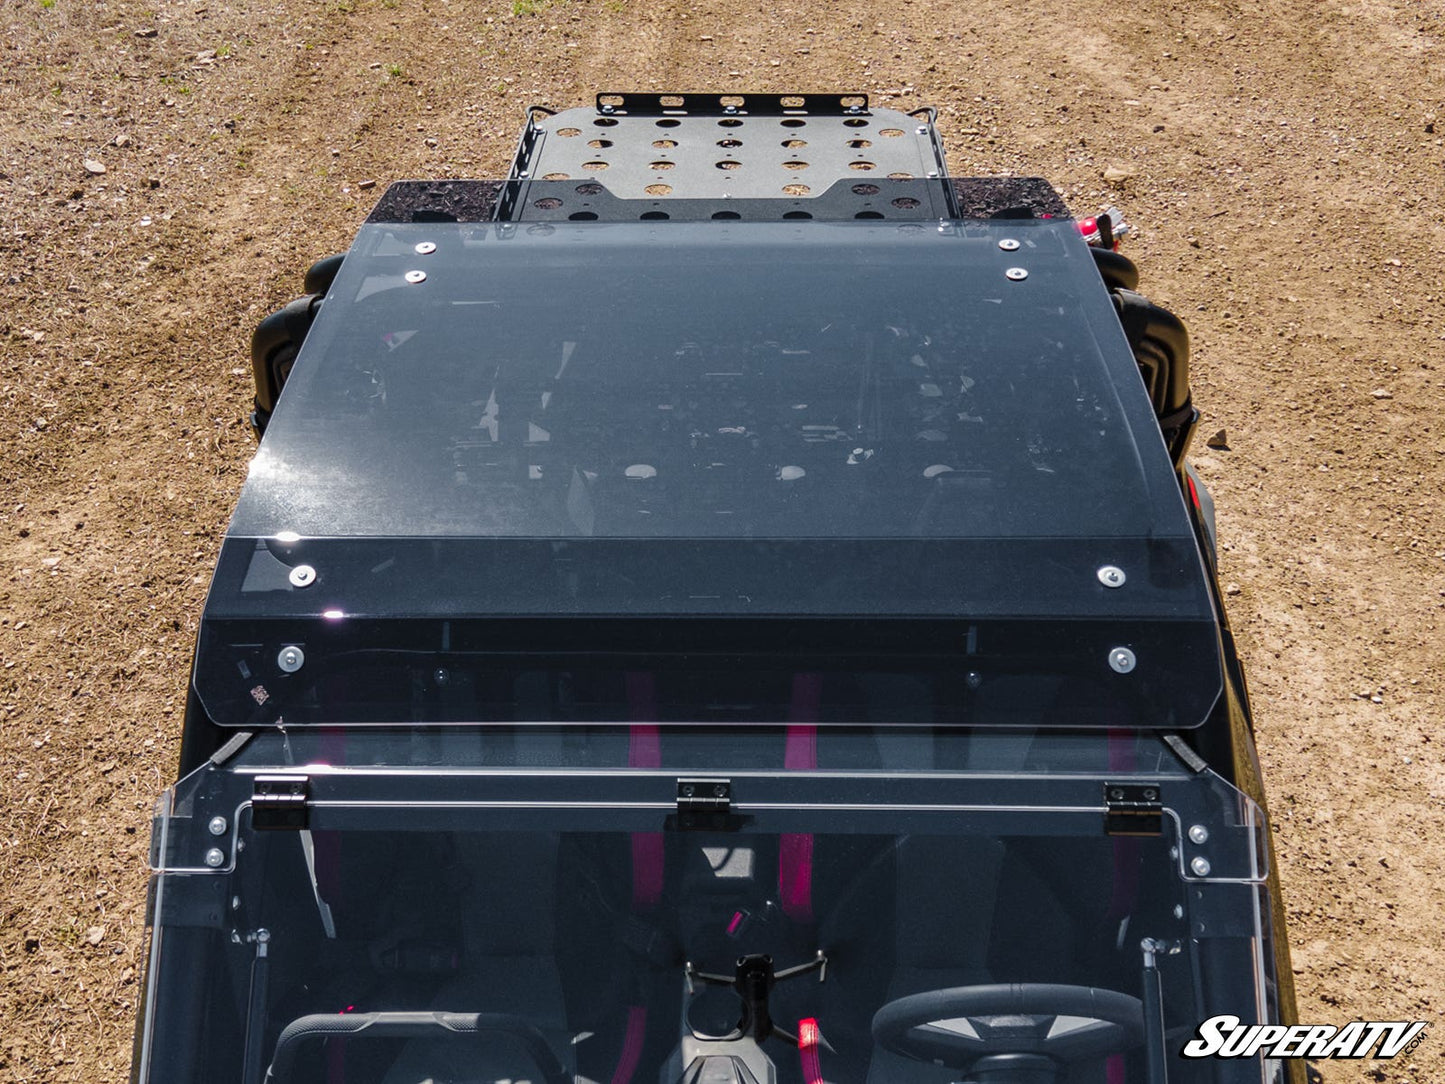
[137,732,1279,1084]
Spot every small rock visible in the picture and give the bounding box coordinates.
[1371,388,1393,400]
[699,34,713,41]
[1205,428,1229,449]
[357,179,376,190]
[114,133,131,147]
[33,416,48,429]
[1103,165,1135,182]
[134,26,157,38]
[41,556,61,568]
[1370,695,1383,704]
[424,137,438,148]
[1224,583,1241,596]
[85,926,105,946]
[83,158,107,175]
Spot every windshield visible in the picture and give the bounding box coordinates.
[136,728,1282,1084]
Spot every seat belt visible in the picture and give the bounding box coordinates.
[611,672,664,1084]
[779,673,821,923]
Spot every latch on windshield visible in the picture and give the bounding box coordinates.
[676,777,733,831]
[252,774,311,830]
[1104,782,1163,836]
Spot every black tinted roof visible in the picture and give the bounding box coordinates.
[200,215,1222,729]
[235,217,1179,541]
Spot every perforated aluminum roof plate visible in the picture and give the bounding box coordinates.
[520,94,945,201]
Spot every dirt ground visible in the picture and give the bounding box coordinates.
[1,0,1442,1080]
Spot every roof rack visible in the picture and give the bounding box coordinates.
[500,92,958,220]
[363,95,1073,226]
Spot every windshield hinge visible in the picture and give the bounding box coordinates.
[1104,782,1162,836]
[252,774,311,830]
[676,777,732,830]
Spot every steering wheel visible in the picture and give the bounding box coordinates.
[871,984,1144,1074]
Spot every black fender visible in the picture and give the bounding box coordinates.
[1090,246,1139,292]
[247,254,345,435]
[248,295,319,433]
[1112,287,1196,465]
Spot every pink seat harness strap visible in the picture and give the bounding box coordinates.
[779,673,821,923]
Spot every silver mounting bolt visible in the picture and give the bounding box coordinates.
[998,238,1020,251]
[204,848,225,868]
[600,104,614,114]
[917,126,928,135]
[1190,856,1212,877]
[1097,565,1126,588]
[288,564,316,588]
[208,816,228,836]
[1005,267,1029,281]
[404,269,427,284]
[1188,824,1210,844]
[1109,647,1137,674]
[277,645,305,674]
[414,241,437,255]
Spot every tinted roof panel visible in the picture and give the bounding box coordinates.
[233,218,1184,542]
[201,217,1222,729]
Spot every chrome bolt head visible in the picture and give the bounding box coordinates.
[414,241,437,255]
[288,564,315,588]
[277,645,305,673]
[1005,267,1028,281]
[1109,647,1137,674]
[1188,824,1210,844]
[208,816,228,836]
[404,269,427,284]
[1097,565,1126,588]
[204,848,225,868]
[998,238,1021,251]
[1190,856,1212,877]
